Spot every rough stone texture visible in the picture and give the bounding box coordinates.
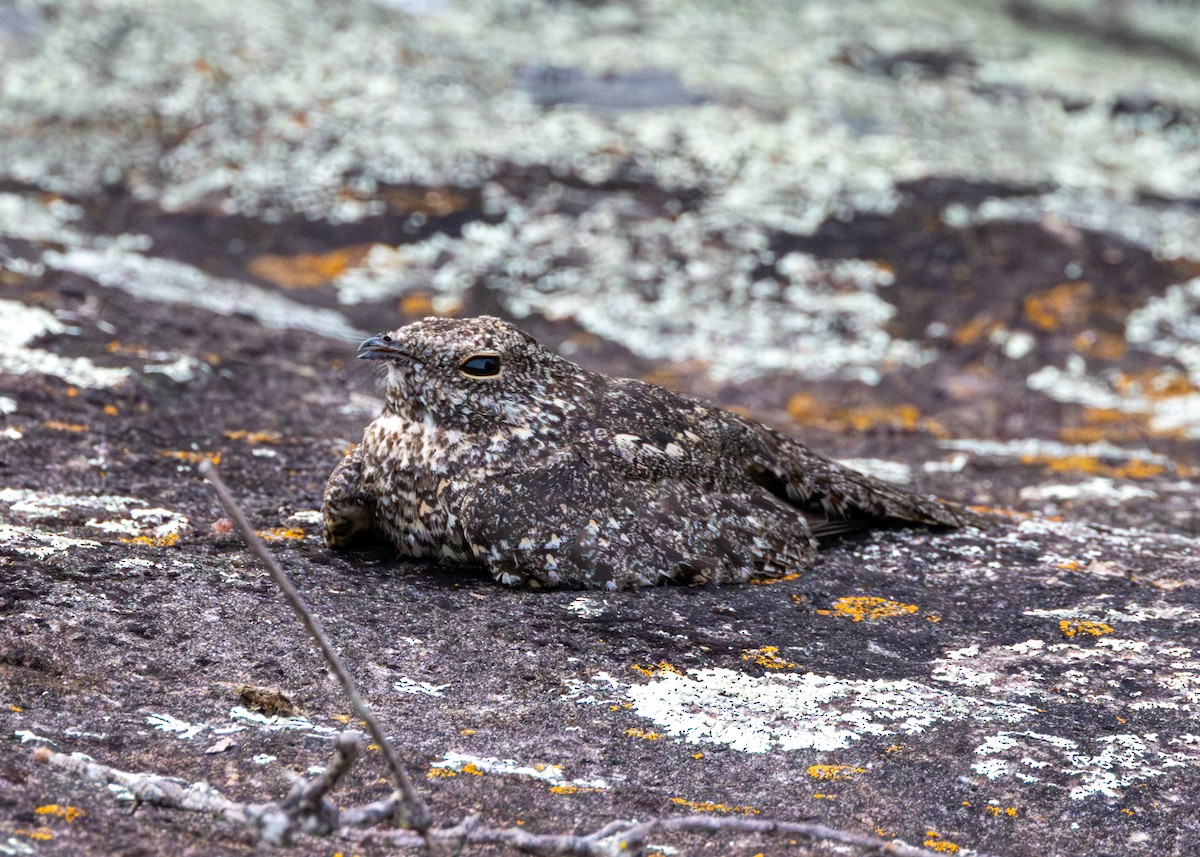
[1,1,1199,855]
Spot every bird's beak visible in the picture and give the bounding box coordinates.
[357,335,404,360]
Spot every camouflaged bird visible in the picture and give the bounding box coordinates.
[322,316,971,590]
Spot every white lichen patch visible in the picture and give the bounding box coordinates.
[566,595,606,618]
[568,667,1034,754]
[393,677,450,697]
[972,730,1200,800]
[836,458,912,485]
[932,633,1200,715]
[146,713,209,740]
[1018,479,1156,504]
[227,706,338,735]
[0,298,130,389]
[429,752,609,790]
[939,437,1171,465]
[339,217,928,383]
[0,489,188,545]
[43,248,363,341]
[0,524,101,559]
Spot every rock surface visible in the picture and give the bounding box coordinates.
[1,1,1199,855]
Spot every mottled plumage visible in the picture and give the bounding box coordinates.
[322,316,971,589]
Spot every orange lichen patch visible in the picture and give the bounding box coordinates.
[381,186,474,217]
[816,596,919,623]
[10,705,23,712]
[807,764,865,781]
[812,793,836,800]
[967,505,1040,520]
[786,395,945,437]
[247,244,375,289]
[885,744,907,754]
[258,527,306,541]
[43,420,87,433]
[460,763,483,776]
[157,449,221,465]
[1056,560,1082,571]
[1019,454,1165,480]
[742,646,796,670]
[120,533,180,547]
[400,292,434,317]
[951,315,1002,347]
[925,614,942,623]
[15,828,53,841]
[102,404,119,416]
[1060,620,1114,639]
[625,728,664,740]
[1023,281,1094,331]
[924,831,961,853]
[459,728,476,736]
[631,662,682,678]
[35,805,83,822]
[1113,368,1200,400]
[1072,330,1127,361]
[222,429,281,444]
[426,767,456,779]
[985,805,1018,818]
[748,571,803,585]
[669,797,759,815]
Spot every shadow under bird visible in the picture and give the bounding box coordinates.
[322,316,972,590]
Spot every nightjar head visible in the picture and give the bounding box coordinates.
[359,316,585,430]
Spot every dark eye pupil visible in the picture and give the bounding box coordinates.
[461,355,501,377]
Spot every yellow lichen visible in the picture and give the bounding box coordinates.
[631,662,681,677]
[222,429,281,444]
[741,646,796,670]
[1059,620,1114,639]
[43,420,87,433]
[786,396,944,437]
[812,793,836,800]
[669,797,759,815]
[924,831,961,853]
[985,805,1018,817]
[748,571,803,585]
[1020,454,1164,480]
[247,244,375,289]
[807,764,865,781]
[157,449,221,465]
[624,728,663,740]
[120,533,180,547]
[816,596,919,623]
[1023,280,1093,331]
[426,768,456,779]
[548,785,604,795]
[460,728,476,736]
[103,404,119,416]
[258,527,306,541]
[35,805,83,822]
[400,292,435,316]
[15,829,52,841]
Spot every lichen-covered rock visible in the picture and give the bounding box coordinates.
[1,1,1199,855]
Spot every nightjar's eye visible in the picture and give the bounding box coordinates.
[459,353,502,378]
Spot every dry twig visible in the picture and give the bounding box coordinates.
[199,459,431,835]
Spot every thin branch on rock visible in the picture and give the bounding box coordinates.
[199,460,431,835]
[33,744,956,856]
